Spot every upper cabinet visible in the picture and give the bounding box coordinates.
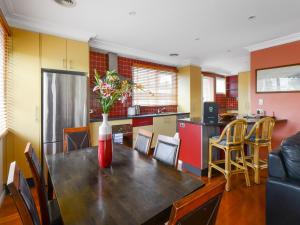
[41,34,67,70]
[226,75,238,98]
[67,39,89,73]
[41,34,89,73]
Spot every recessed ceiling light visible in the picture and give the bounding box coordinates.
[169,53,179,57]
[227,49,231,53]
[129,11,137,16]
[54,0,76,8]
[248,15,256,20]
[195,38,200,41]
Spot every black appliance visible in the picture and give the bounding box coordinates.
[203,102,219,124]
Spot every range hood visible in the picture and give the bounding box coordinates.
[108,52,118,73]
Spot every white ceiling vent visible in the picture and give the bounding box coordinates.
[54,0,76,8]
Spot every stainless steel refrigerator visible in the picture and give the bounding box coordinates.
[42,70,88,155]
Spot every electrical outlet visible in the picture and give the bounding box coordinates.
[258,98,264,106]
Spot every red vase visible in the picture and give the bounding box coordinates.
[98,114,113,168]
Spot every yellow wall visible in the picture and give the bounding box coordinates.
[177,65,202,117]
[238,71,251,115]
[4,28,41,179]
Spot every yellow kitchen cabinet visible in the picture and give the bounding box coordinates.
[5,28,41,178]
[89,120,132,147]
[133,125,153,146]
[67,39,89,73]
[41,34,89,73]
[40,34,67,70]
[152,116,177,148]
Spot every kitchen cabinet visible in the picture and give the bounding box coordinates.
[67,39,89,73]
[41,34,67,70]
[226,75,238,98]
[41,34,89,73]
[89,119,132,146]
[152,115,177,148]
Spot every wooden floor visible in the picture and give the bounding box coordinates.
[0,170,267,225]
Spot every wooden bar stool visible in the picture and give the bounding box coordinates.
[208,119,250,191]
[244,117,275,184]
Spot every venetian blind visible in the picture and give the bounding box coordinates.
[0,14,8,137]
[132,65,177,106]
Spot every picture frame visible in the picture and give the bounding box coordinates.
[256,64,300,93]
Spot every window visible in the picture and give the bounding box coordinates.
[203,76,214,102]
[216,77,226,94]
[132,65,177,106]
[0,14,8,137]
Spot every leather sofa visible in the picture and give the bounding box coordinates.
[266,131,300,225]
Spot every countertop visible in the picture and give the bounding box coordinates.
[178,117,287,126]
[90,112,190,123]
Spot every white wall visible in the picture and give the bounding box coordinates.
[0,138,4,206]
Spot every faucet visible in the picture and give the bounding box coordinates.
[157,107,166,114]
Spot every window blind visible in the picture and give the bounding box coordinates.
[132,65,177,106]
[0,14,8,137]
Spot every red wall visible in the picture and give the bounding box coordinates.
[89,51,177,119]
[250,40,300,148]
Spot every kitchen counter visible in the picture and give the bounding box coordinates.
[178,117,287,126]
[90,112,190,122]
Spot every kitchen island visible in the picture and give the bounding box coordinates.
[177,117,287,176]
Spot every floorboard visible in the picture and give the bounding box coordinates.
[0,170,267,225]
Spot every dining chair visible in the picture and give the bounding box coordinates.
[63,126,90,153]
[133,128,153,155]
[167,178,226,225]
[7,161,41,225]
[208,119,250,191]
[243,117,275,184]
[25,143,62,225]
[153,134,180,167]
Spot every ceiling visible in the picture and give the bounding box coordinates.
[1,0,300,75]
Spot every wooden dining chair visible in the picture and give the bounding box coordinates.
[244,117,275,184]
[25,143,62,225]
[168,178,226,225]
[7,161,41,225]
[208,119,250,191]
[133,128,153,155]
[63,126,90,153]
[153,134,180,167]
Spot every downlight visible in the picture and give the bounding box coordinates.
[54,0,77,8]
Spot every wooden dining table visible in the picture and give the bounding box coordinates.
[45,144,204,225]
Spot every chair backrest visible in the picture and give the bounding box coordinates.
[219,119,247,146]
[63,126,90,153]
[133,128,153,155]
[168,178,225,225]
[25,143,50,225]
[153,134,180,167]
[246,117,275,143]
[7,161,41,225]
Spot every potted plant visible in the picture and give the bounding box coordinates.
[93,70,142,168]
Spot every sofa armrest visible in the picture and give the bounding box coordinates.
[266,178,300,225]
[268,150,287,179]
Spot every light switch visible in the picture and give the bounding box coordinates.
[258,98,264,106]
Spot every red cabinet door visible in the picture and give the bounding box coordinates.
[178,122,202,168]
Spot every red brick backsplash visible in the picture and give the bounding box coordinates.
[89,51,177,119]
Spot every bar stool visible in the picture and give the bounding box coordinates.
[208,119,250,191]
[244,117,275,184]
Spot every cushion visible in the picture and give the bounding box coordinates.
[211,136,241,146]
[247,136,269,143]
[281,132,300,180]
